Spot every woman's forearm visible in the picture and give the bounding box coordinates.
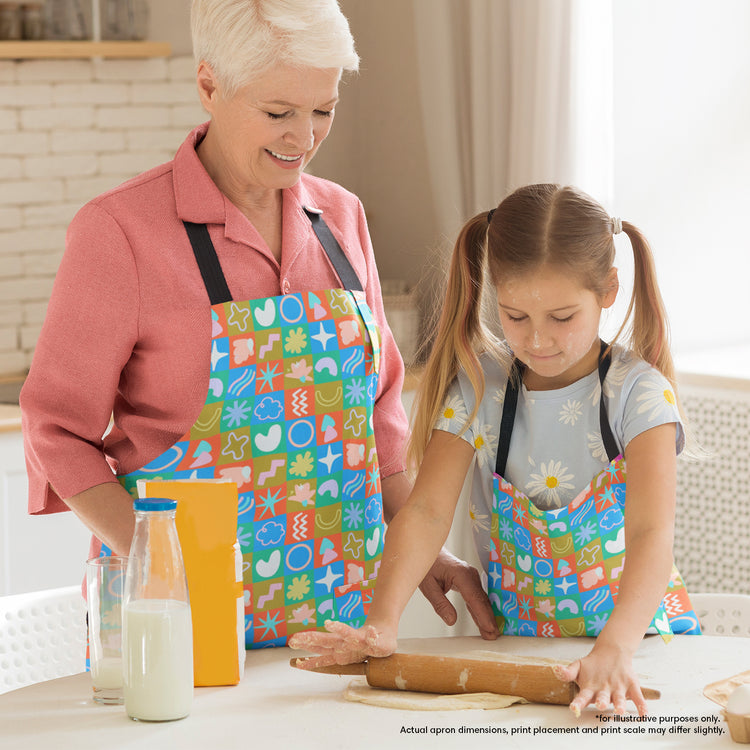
[61,481,136,556]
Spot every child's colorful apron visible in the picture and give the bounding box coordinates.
[111,210,385,648]
[487,344,701,638]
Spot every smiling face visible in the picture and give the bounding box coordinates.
[196,62,341,204]
[496,265,618,390]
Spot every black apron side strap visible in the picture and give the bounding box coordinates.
[598,341,621,461]
[303,208,363,292]
[494,359,523,478]
[183,221,233,305]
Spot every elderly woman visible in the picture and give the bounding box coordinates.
[21,0,496,647]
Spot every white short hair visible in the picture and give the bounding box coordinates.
[191,0,359,96]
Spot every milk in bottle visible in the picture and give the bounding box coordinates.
[123,498,193,721]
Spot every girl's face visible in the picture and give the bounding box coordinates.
[496,265,618,390]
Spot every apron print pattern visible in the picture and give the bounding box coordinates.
[119,288,384,648]
[488,458,701,638]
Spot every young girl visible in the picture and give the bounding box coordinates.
[289,184,700,716]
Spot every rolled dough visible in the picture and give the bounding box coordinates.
[343,678,527,711]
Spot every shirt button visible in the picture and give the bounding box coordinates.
[282,278,291,294]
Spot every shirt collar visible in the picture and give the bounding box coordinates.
[173,121,227,224]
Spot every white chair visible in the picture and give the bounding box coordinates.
[690,592,750,637]
[0,585,87,695]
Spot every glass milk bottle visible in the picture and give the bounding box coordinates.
[123,498,193,721]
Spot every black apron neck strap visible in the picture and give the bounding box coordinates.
[597,343,620,463]
[303,208,363,292]
[493,340,620,478]
[183,221,232,305]
[182,210,364,305]
[494,358,523,478]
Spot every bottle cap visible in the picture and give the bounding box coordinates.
[133,497,177,512]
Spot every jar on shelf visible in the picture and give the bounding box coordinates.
[44,0,88,40]
[100,0,147,40]
[0,3,22,40]
[22,2,44,39]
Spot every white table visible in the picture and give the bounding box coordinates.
[0,635,744,749]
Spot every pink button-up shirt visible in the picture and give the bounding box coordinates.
[21,122,409,515]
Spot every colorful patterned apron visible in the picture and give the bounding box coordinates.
[487,343,701,638]
[114,211,385,648]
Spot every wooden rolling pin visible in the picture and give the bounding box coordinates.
[290,653,661,706]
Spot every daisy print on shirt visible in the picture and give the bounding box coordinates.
[524,458,575,508]
[588,430,610,463]
[588,353,630,407]
[636,379,678,422]
[472,424,499,468]
[468,502,491,535]
[559,398,583,426]
[440,395,467,424]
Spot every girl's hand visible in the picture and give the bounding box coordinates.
[552,424,676,718]
[288,620,397,669]
[554,642,647,717]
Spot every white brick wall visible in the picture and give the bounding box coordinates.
[0,55,205,377]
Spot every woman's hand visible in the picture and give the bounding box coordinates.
[419,548,500,641]
[288,620,397,669]
[554,641,647,717]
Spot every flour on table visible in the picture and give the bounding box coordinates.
[343,678,526,711]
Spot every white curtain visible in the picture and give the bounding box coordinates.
[413,0,615,243]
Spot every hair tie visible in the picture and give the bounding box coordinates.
[612,217,622,235]
[487,209,495,225]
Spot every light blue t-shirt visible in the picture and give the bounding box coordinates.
[434,343,684,575]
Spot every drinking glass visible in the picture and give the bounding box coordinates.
[86,556,129,705]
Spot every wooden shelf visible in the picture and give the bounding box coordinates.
[0,40,171,59]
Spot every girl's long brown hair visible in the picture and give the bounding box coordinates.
[408,184,685,470]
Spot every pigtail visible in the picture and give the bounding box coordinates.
[615,222,701,456]
[406,212,498,470]
[617,222,676,386]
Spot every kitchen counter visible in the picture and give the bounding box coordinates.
[0,376,23,432]
[0,404,21,433]
[0,635,742,749]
